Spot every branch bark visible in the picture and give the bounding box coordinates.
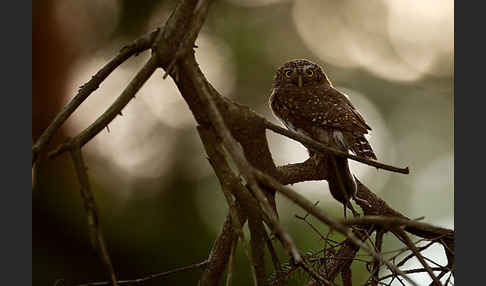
[70,141,118,286]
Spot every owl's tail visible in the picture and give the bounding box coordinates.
[327,155,358,213]
[351,133,377,160]
[326,129,372,217]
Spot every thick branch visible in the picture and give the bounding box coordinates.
[182,56,302,265]
[161,0,214,78]
[198,214,238,286]
[198,125,264,285]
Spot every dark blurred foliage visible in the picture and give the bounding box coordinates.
[33,1,453,285]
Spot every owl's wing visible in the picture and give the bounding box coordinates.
[340,90,372,131]
[314,88,376,159]
[302,87,371,135]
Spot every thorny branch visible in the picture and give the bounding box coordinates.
[35,0,454,285]
[69,141,118,286]
[49,55,159,159]
[33,29,158,165]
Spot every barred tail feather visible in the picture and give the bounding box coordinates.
[351,134,377,160]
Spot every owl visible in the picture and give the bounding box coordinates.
[269,59,376,218]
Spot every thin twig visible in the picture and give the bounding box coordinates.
[322,226,334,277]
[295,213,339,244]
[49,55,159,159]
[263,229,285,284]
[393,228,442,286]
[263,119,409,174]
[379,267,447,281]
[428,270,449,286]
[394,241,435,268]
[444,271,453,285]
[69,141,118,286]
[222,189,259,286]
[254,170,419,286]
[72,260,209,286]
[298,257,334,286]
[32,29,158,165]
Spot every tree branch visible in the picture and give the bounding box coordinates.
[71,260,209,286]
[254,169,419,286]
[49,55,159,159]
[33,29,158,165]
[69,141,118,286]
[393,228,442,286]
[182,55,302,265]
[264,119,409,174]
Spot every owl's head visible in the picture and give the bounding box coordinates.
[272,59,331,89]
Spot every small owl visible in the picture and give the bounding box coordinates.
[269,59,375,217]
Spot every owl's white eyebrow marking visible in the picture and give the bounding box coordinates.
[303,64,314,71]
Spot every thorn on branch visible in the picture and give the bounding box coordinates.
[32,29,156,166]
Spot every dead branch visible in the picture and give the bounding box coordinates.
[264,120,409,174]
[33,29,158,165]
[254,169,419,286]
[71,260,209,286]
[393,228,442,286]
[49,55,159,159]
[37,0,454,285]
[69,141,118,286]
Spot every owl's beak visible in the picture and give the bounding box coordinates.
[297,75,303,88]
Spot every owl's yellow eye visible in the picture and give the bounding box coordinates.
[284,70,293,78]
[306,69,314,77]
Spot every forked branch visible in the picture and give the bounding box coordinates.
[33,29,158,165]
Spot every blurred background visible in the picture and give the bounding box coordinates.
[33,0,453,285]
